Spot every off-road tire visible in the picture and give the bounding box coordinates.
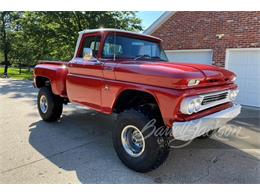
[37,87,63,122]
[113,105,169,172]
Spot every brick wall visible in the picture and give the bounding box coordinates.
[152,12,260,66]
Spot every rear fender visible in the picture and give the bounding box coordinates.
[34,64,68,97]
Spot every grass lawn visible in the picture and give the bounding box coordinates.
[0,67,33,80]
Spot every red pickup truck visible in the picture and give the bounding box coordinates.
[33,28,241,172]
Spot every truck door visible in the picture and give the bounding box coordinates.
[66,33,103,111]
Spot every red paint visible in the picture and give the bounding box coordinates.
[34,29,238,127]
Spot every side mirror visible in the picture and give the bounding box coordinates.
[83,48,93,61]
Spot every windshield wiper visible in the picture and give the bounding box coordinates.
[134,55,151,60]
[151,56,168,61]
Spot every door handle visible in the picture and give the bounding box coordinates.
[94,61,103,66]
[104,66,114,71]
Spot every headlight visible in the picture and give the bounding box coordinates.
[187,101,195,114]
[180,97,203,115]
[229,89,239,101]
[194,98,202,112]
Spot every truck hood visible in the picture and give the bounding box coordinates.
[114,61,236,89]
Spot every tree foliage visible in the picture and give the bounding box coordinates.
[0,11,143,69]
[0,11,22,74]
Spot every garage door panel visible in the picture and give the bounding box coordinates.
[226,49,260,107]
[165,50,213,65]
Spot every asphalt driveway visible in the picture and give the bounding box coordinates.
[0,79,259,183]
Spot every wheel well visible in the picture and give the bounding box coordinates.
[35,76,51,88]
[35,76,68,104]
[113,90,164,124]
[113,90,160,111]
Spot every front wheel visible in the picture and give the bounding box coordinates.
[113,106,169,172]
[37,87,63,122]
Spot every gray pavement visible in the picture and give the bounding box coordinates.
[0,78,259,183]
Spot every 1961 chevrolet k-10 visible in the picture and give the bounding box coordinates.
[33,28,241,172]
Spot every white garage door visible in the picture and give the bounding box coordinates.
[226,48,260,107]
[165,49,213,65]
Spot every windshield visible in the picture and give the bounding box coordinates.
[102,35,168,61]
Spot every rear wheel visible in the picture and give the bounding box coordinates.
[113,105,169,172]
[37,87,63,122]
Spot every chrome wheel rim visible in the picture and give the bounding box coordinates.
[121,125,145,157]
[40,95,48,113]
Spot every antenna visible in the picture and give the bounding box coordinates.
[113,17,116,61]
[113,31,116,61]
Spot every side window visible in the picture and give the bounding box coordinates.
[80,35,101,58]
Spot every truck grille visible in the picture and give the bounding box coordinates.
[202,91,229,105]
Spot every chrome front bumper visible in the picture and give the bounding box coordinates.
[172,104,241,141]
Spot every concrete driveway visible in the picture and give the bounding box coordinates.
[0,79,259,183]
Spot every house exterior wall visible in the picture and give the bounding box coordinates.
[151,12,260,66]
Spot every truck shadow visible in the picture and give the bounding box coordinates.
[28,108,260,183]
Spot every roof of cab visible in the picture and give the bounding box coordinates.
[78,28,162,41]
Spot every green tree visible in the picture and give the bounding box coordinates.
[0,12,12,75]
[0,11,22,75]
[13,11,142,65]
[9,31,36,67]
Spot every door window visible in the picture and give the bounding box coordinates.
[80,35,101,58]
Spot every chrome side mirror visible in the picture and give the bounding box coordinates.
[83,48,93,61]
[82,47,102,65]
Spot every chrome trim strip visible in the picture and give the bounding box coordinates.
[73,33,83,58]
[172,104,241,141]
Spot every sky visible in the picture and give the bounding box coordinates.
[136,11,164,31]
